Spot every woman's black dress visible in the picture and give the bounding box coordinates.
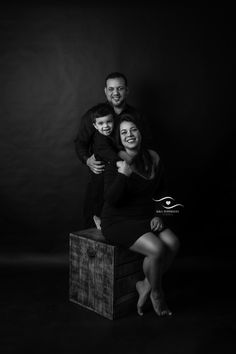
[101,155,167,248]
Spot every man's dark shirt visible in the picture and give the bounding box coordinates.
[74,102,153,164]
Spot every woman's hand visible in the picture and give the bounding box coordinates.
[150,217,164,232]
[116,160,132,177]
[86,154,105,174]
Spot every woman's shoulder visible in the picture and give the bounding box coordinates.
[147,149,160,166]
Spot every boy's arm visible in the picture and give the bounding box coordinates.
[103,163,128,205]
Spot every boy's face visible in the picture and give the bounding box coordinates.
[93,114,114,136]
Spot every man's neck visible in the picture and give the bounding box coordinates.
[113,102,127,115]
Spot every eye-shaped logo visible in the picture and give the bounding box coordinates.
[153,196,184,210]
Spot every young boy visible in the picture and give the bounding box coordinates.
[91,103,131,229]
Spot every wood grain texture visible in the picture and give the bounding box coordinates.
[69,228,144,320]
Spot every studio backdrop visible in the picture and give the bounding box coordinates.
[0,3,233,255]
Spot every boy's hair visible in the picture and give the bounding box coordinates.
[91,103,114,123]
[105,72,128,87]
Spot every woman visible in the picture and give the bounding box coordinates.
[100,114,180,317]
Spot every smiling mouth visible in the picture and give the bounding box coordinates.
[126,138,135,143]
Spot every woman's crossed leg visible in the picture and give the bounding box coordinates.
[130,229,179,316]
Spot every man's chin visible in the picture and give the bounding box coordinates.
[112,100,124,108]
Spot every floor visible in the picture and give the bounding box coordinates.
[1,253,236,354]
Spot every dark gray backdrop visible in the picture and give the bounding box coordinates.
[0,2,233,256]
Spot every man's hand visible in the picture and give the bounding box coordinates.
[150,216,164,232]
[86,154,105,174]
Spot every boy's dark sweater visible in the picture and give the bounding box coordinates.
[92,131,119,164]
[74,103,153,164]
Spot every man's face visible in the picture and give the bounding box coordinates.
[104,77,129,108]
[93,114,114,136]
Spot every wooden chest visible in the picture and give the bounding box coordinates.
[69,228,143,320]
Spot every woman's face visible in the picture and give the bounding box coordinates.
[120,121,141,150]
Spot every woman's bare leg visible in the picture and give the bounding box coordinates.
[159,228,180,273]
[129,232,171,316]
[135,276,151,315]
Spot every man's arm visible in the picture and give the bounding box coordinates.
[74,108,95,164]
[74,108,105,174]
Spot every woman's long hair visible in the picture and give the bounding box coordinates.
[116,113,153,178]
[115,113,139,150]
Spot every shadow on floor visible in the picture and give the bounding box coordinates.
[1,255,236,354]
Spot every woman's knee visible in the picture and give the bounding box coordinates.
[131,232,166,259]
[160,228,180,254]
[150,238,166,259]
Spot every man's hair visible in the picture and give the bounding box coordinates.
[105,72,128,87]
[91,103,114,123]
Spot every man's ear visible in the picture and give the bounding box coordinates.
[93,122,98,130]
[104,86,107,96]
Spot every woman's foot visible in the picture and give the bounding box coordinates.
[93,215,101,230]
[136,278,151,316]
[150,291,172,317]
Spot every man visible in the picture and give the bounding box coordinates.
[74,72,152,228]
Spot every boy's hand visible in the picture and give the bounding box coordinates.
[150,217,164,232]
[86,154,105,174]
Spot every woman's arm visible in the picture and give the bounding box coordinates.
[148,149,166,192]
[150,150,169,226]
[118,150,133,164]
